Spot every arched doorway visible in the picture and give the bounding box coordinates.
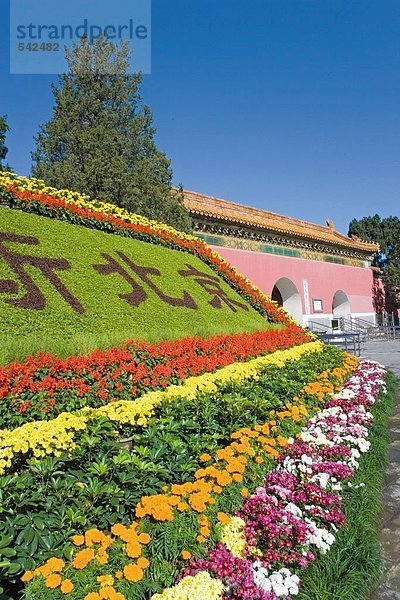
[332,290,350,316]
[271,278,303,323]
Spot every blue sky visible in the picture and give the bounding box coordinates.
[1,0,399,234]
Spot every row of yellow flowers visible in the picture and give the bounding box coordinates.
[23,352,358,599]
[0,341,323,476]
[0,172,197,242]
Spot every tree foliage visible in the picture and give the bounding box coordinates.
[32,36,192,232]
[349,215,400,307]
[0,115,10,170]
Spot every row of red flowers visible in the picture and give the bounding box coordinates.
[0,177,293,326]
[0,326,310,430]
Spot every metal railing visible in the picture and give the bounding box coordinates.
[340,317,397,341]
[306,320,332,333]
[306,315,400,352]
[376,313,399,327]
[316,331,362,356]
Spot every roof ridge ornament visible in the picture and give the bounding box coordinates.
[326,219,335,231]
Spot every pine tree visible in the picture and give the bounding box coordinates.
[0,115,10,170]
[32,36,192,232]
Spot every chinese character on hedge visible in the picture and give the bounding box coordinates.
[93,252,198,309]
[0,232,84,313]
[178,264,249,312]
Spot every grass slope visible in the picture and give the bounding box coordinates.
[0,209,273,362]
[298,371,397,600]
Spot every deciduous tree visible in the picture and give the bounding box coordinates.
[349,215,400,307]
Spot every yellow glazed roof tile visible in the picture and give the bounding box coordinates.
[183,189,379,254]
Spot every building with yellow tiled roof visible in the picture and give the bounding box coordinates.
[183,189,381,328]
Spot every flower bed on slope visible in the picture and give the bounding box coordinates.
[0,342,322,476]
[2,344,339,597]
[0,328,309,429]
[19,348,356,600]
[153,360,387,600]
[0,172,296,326]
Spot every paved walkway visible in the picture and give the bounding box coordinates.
[361,340,400,599]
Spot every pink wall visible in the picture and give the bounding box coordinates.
[212,246,375,316]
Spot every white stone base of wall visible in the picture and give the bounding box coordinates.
[303,312,376,329]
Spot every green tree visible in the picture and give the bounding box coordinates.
[32,36,192,232]
[0,115,10,170]
[349,215,400,308]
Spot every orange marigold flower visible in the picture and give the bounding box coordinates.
[196,535,205,543]
[198,515,209,526]
[85,529,105,546]
[199,453,212,462]
[213,485,222,494]
[61,579,74,594]
[137,556,150,569]
[216,448,227,459]
[72,535,85,546]
[97,553,109,565]
[138,532,151,544]
[97,574,114,587]
[194,468,206,479]
[99,586,117,599]
[111,523,127,537]
[167,496,180,506]
[84,593,101,600]
[277,435,288,447]
[255,456,264,464]
[135,495,174,521]
[126,542,142,558]
[45,574,62,589]
[217,512,231,524]
[215,474,230,487]
[115,570,123,579]
[72,547,95,569]
[47,557,65,572]
[123,564,143,583]
[177,501,189,511]
[181,550,192,560]
[21,571,34,583]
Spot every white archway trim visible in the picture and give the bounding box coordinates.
[272,277,303,324]
[332,290,351,317]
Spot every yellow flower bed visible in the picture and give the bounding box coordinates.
[151,571,225,599]
[0,413,88,474]
[219,516,247,558]
[0,342,323,475]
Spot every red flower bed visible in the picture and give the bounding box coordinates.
[0,326,310,429]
